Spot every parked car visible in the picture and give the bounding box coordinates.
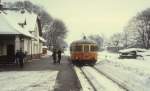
[118,48,146,59]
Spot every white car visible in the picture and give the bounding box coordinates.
[119,48,146,59]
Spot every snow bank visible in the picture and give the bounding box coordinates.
[96,50,150,91]
[119,48,146,53]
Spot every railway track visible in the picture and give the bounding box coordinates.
[93,67,130,91]
[74,66,95,91]
[74,66,129,91]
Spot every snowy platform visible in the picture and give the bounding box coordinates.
[0,71,58,91]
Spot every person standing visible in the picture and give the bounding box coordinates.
[15,49,25,68]
[57,50,62,64]
[52,49,57,64]
[15,50,20,64]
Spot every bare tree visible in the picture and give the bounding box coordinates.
[109,33,123,49]
[124,8,150,49]
[88,34,103,50]
[6,1,68,50]
[123,18,139,48]
[45,19,68,50]
[136,10,150,49]
[7,1,53,30]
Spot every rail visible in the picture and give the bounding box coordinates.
[75,66,129,91]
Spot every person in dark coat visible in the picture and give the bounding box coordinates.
[52,49,57,64]
[15,50,20,64]
[15,49,25,68]
[57,50,62,64]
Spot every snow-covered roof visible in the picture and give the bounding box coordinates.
[0,10,39,38]
[0,12,34,38]
[24,12,38,32]
[5,10,38,32]
[0,12,19,34]
[42,46,48,49]
[119,48,146,53]
[39,37,46,43]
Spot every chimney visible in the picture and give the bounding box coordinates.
[20,7,25,14]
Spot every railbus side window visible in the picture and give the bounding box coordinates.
[75,45,82,52]
[90,45,98,51]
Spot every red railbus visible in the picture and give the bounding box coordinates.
[70,37,98,65]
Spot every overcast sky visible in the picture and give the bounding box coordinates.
[3,0,150,43]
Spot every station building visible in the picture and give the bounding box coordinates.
[0,9,46,63]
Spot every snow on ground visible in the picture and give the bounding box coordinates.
[96,50,150,91]
[0,71,58,91]
[74,66,94,91]
[82,67,125,91]
[97,51,119,63]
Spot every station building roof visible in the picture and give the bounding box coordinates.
[0,10,38,38]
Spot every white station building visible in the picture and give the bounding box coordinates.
[0,9,46,63]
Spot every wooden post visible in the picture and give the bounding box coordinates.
[15,36,21,53]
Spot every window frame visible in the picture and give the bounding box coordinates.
[83,44,90,52]
[90,45,98,52]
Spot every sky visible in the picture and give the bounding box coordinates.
[3,0,150,43]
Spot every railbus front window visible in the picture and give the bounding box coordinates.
[84,45,89,52]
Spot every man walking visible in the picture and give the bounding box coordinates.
[15,49,25,68]
[52,49,57,64]
[57,49,62,64]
